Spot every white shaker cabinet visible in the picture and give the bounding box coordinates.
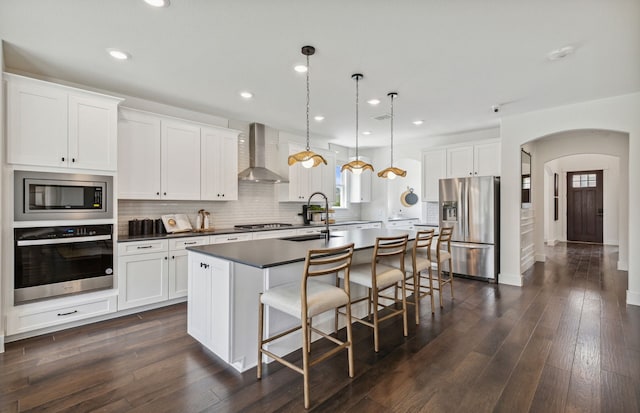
[6,73,121,171]
[118,109,162,199]
[161,119,201,200]
[117,240,169,310]
[201,126,240,201]
[422,149,447,202]
[280,143,335,202]
[168,237,209,299]
[188,254,232,361]
[446,140,500,178]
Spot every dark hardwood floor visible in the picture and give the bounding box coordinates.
[2,243,639,412]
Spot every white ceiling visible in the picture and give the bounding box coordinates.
[1,0,639,147]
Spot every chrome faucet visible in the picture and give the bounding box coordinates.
[307,192,330,241]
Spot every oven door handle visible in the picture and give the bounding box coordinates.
[17,234,112,246]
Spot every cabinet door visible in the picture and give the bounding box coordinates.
[474,141,501,176]
[161,120,201,200]
[350,170,372,203]
[68,94,118,171]
[168,236,208,299]
[187,254,212,345]
[446,146,474,177]
[7,78,68,167]
[422,150,446,201]
[118,251,169,310]
[118,110,162,199]
[201,127,239,201]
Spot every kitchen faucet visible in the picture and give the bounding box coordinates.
[307,192,330,241]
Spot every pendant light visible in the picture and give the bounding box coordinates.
[288,45,327,168]
[341,73,374,175]
[378,92,406,179]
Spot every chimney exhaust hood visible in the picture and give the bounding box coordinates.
[238,123,288,183]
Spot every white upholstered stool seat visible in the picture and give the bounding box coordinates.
[348,263,404,290]
[261,279,350,318]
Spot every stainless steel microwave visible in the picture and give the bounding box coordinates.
[14,171,113,221]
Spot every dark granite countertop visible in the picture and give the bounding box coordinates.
[186,228,416,269]
[117,220,383,242]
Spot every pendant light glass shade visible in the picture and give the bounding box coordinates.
[288,45,327,169]
[341,73,374,174]
[378,92,406,179]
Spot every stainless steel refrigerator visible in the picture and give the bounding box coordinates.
[439,176,499,282]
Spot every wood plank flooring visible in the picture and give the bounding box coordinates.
[1,242,639,412]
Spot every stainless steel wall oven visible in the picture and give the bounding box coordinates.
[14,224,114,304]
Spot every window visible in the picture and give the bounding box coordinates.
[333,166,347,208]
[572,173,597,188]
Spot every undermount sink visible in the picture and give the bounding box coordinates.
[279,234,343,242]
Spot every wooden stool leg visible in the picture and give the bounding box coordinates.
[438,263,444,308]
[302,316,311,409]
[345,302,354,377]
[257,297,264,379]
[414,269,420,325]
[402,277,408,336]
[428,266,435,314]
[448,256,454,300]
[373,288,380,352]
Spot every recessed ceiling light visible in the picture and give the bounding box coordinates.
[144,0,170,7]
[314,115,325,121]
[547,46,575,61]
[294,65,308,73]
[107,49,130,60]
[240,91,253,99]
[413,120,424,125]
[362,131,372,135]
[367,99,380,106]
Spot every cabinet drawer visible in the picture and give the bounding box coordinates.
[296,227,323,235]
[169,236,209,251]
[7,295,117,335]
[118,239,168,256]
[209,233,253,244]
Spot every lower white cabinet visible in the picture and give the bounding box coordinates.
[252,229,296,240]
[6,292,117,335]
[385,219,419,230]
[168,237,209,299]
[296,227,323,235]
[118,250,169,310]
[188,254,231,361]
[209,233,253,244]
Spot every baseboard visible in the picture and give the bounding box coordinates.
[626,290,640,307]
[535,254,546,262]
[547,239,557,247]
[0,335,4,353]
[498,272,523,287]
[618,260,629,271]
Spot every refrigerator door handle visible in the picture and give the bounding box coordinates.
[465,181,470,239]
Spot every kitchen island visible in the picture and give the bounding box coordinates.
[186,228,416,372]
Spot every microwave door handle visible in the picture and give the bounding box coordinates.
[17,234,112,246]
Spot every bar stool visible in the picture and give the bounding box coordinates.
[257,243,355,409]
[339,234,408,352]
[401,229,435,324]
[434,226,454,307]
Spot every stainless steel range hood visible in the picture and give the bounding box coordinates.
[238,123,288,183]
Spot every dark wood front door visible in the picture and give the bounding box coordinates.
[567,170,603,243]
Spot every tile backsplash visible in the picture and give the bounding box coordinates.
[118,182,361,236]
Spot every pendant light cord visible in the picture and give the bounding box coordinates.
[355,75,359,160]
[306,53,310,151]
[390,93,394,167]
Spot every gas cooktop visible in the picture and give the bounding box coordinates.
[234,223,293,230]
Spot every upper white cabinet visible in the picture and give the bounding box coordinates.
[422,149,446,202]
[348,157,373,203]
[6,73,121,171]
[118,108,239,201]
[279,143,335,202]
[201,126,240,201]
[118,109,162,198]
[161,119,201,200]
[446,140,500,178]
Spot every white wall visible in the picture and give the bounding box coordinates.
[0,40,5,352]
[500,92,640,307]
